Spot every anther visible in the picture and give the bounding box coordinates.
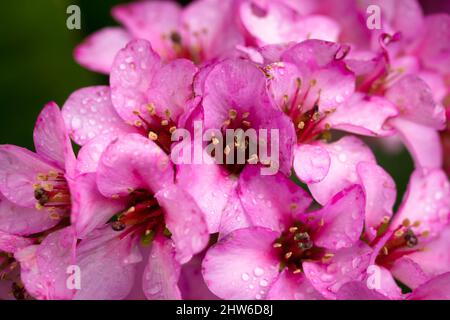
[297,121,305,130]
[289,227,298,233]
[285,252,293,259]
[273,243,282,248]
[229,109,238,120]
[148,131,158,141]
[161,120,169,126]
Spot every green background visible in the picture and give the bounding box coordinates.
[0,0,414,204]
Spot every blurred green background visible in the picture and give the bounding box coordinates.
[0,0,415,204]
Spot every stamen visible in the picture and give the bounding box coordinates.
[148,131,159,141]
[229,109,238,120]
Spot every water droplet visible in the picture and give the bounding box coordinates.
[71,117,81,130]
[260,279,268,287]
[241,273,249,281]
[254,267,264,277]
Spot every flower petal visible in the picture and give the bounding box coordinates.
[239,165,312,232]
[391,118,443,169]
[110,39,161,123]
[392,168,450,237]
[71,173,124,239]
[266,270,323,300]
[112,1,182,59]
[293,143,330,184]
[303,241,372,299]
[336,281,388,300]
[142,236,181,300]
[155,185,209,264]
[0,231,33,253]
[176,160,237,234]
[74,227,140,300]
[74,27,132,74]
[33,102,74,171]
[386,75,446,130]
[409,272,450,300]
[15,227,76,300]
[308,136,376,205]
[0,193,59,236]
[97,134,173,198]
[326,93,398,137]
[357,162,396,240]
[0,145,58,207]
[312,185,365,251]
[202,227,279,300]
[62,86,136,146]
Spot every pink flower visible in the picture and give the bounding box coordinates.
[12,133,209,300]
[239,0,340,46]
[202,181,369,300]
[176,58,296,233]
[0,103,76,236]
[63,39,197,174]
[75,0,244,73]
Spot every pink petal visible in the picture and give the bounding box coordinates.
[266,270,324,300]
[15,227,76,300]
[416,14,450,74]
[62,86,136,146]
[326,93,398,137]
[76,134,118,175]
[142,236,181,300]
[0,145,59,208]
[303,241,373,299]
[110,39,161,123]
[147,59,197,123]
[71,173,124,239]
[202,227,279,300]
[308,136,376,205]
[357,162,396,240]
[112,1,182,59]
[386,75,446,130]
[74,227,140,300]
[293,143,330,184]
[238,165,312,232]
[240,1,301,45]
[155,185,209,264]
[97,134,173,198]
[74,27,132,74]
[391,118,443,169]
[0,193,59,236]
[181,0,244,60]
[392,168,450,237]
[404,224,450,282]
[312,185,365,250]
[33,102,74,171]
[336,281,388,300]
[178,252,219,300]
[202,58,269,130]
[218,186,251,237]
[390,257,430,290]
[176,160,237,234]
[0,231,33,253]
[409,272,450,300]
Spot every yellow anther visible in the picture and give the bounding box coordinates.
[285,252,293,259]
[229,109,238,120]
[297,121,305,130]
[402,219,411,228]
[148,131,158,141]
[273,243,282,248]
[161,120,169,126]
[289,227,298,233]
[146,103,156,115]
[169,126,177,134]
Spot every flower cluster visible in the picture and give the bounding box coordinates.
[1,0,449,300]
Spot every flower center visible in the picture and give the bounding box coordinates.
[33,171,71,219]
[109,189,169,244]
[133,105,177,154]
[273,222,325,274]
[373,218,428,266]
[210,108,261,175]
